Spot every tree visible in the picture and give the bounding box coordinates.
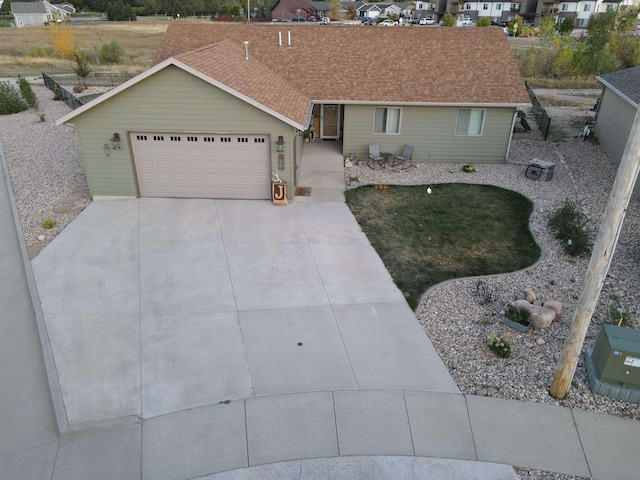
[346,5,357,20]
[73,51,92,87]
[48,21,76,59]
[330,0,340,21]
[539,14,556,45]
[476,16,490,27]
[0,0,13,15]
[508,16,523,36]
[441,13,455,27]
[556,17,573,35]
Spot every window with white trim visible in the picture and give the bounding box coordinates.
[483,4,489,10]
[496,4,502,10]
[583,4,591,12]
[579,18,588,26]
[455,109,485,136]
[374,107,401,134]
[561,3,568,11]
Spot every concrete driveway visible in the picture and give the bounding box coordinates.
[31,197,458,427]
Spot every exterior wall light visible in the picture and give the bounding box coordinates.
[276,135,285,153]
[111,133,121,150]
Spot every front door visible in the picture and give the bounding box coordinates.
[320,104,340,139]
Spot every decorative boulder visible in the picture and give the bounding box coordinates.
[512,299,556,329]
[543,300,563,317]
[525,288,537,303]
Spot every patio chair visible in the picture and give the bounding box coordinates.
[391,145,414,169]
[368,144,386,169]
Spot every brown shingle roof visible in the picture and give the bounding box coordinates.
[155,23,530,106]
[175,41,312,128]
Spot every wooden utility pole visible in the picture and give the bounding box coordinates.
[550,104,640,399]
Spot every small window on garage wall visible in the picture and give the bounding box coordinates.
[374,107,401,134]
[455,108,485,136]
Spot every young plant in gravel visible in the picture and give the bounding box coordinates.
[548,198,592,256]
[488,333,512,358]
[0,81,29,115]
[17,76,38,109]
[42,218,56,229]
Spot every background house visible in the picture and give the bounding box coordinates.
[271,0,314,20]
[57,24,529,202]
[11,1,70,27]
[594,66,640,190]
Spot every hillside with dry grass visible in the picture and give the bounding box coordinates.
[0,21,175,76]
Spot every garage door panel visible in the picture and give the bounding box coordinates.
[133,133,271,199]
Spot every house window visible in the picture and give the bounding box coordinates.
[466,4,472,10]
[374,107,401,134]
[579,18,588,27]
[455,109,485,136]
[417,2,424,9]
[583,4,591,12]
[496,4,502,10]
[561,3,568,11]
[483,4,489,10]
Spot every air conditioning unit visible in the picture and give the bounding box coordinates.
[525,160,555,181]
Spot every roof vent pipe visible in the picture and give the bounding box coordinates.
[243,41,249,60]
[287,31,292,49]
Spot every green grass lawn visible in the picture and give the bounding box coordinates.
[345,183,541,309]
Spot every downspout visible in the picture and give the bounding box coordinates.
[505,109,519,161]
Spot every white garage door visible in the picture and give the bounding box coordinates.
[132,133,271,199]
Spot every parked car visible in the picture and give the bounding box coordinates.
[380,19,398,26]
[321,16,331,25]
[291,16,306,22]
[362,17,380,26]
[419,17,435,25]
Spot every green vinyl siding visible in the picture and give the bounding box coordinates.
[71,66,295,197]
[342,104,515,163]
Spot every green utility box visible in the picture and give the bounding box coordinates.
[591,324,640,387]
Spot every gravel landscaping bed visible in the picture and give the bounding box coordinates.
[2,83,638,467]
[1,84,91,259]
[345,97,640,423]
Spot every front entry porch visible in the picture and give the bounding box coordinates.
[296,140,345,203]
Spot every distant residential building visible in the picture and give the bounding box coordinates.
[11,1,71,28]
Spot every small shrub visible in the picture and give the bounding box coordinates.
[475,279,498,304]
[42,218,56,229]
[28,46,50,58]
[548,198,592,256]
[462,164,476,173]
[53,86,62,101]
[39,112,46,122]
[99,40,126,64]
[441,13,455,27]
[0,81,29,115]
[17,76,38,109]
[476,17,491,27]
[488,333,512,358]
[505,305,532,326]
[609,306,630,327]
